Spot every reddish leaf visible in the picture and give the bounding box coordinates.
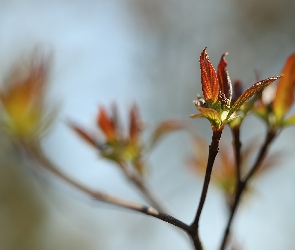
[69,123,97,147]
[228,76,281,118]
[273,53,295,121]
[200,48,219,103]
[232,80,243,104]
[97,107,116,141]
[110,103,120,132]
[150,120,186,148]
[129,104,142,142]
[217,52,232,101]
[189,113,204,118]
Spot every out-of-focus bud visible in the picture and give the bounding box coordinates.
[0,53,54,144]
[188,135,282,208]
[71,104,146,175]
[232,80,243,104]
[253,53,295,129]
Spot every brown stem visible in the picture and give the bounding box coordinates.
[231,127,242,183]
[244,130,276,183]
[25,142,193,234]
[190,129,223,249]
[119,163,168,212]
[219,130,277,250]
[219,181,244,250]
[190,233,203,250]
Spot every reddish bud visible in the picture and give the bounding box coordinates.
[97,107,116,141]
[273,53,295,121]
[200,48,219,103]
[232,80,243,104]
[217,53,232,102]
[129,104,142,142]
[69,123,97,147]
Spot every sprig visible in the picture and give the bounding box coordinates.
[189,48,281,249]
[190,48,281,132]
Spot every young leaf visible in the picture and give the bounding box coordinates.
[273,53,295,122]
[197,107,222,128]
[227,76,281,119]
[200,48,219,103]
[150,120,186,148]
[129,104,142,142]
[69,122,97,147]
[232,80,243,104]
[189,113,204,119]
[97,107,116,141]
[217,52,232,101]
[0,53,52,140]
[282,115,295,127]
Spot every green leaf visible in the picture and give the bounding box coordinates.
[227,76,281,119]
[282,115,295,127]
[252,106,269,124]
[197,107,222,128]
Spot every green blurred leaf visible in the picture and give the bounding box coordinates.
[282,115,295,127]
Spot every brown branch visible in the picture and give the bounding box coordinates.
[219,129,277,250]
[24,142,193,234]
[119,162,168,212]
[231,127,242,183]
[190,130,223,250]
[244,130,276,183]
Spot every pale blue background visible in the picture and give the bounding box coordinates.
[0,0,295,249]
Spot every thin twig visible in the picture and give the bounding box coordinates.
[231,127,242,184]
[244,130,276,183]
[25,142,193,234]
[190,130,223,250]
[119,162,168,212]
[219,130,277,250]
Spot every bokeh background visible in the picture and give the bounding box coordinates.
[0,0,295,249]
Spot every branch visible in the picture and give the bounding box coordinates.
[24,142,193,234]
[219,129,277,250]
[231,127,242,183]
[190,130,223,250]
[119,162,169,212]
[244,130,277,183]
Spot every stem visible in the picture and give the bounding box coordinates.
[25,142,193,234]
[219,181,244,250]
[219,130,277,250]
[119,163,168,212]
[231,127,242,183]
[190,233,203,250]
[244,130,276,183]
[190,129,223,249]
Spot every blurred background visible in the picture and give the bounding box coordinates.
[0,0,295,249]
